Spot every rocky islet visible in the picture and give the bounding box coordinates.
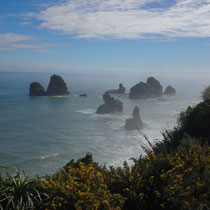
[124,106,143,130]
[129,77,163,99]
[29,74,70,96]
[105,83,126,94]
[96,94,123,114]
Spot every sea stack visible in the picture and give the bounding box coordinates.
[124,106,143,130]
[96,94,123,114]
[147,77,163,97]
[79,94,87,97]
[105,83,126,94]
[129,77,163,99]
[164,85,176,95]
[29,82,45,96]
[29,75,70,96]
[45,75,69,96]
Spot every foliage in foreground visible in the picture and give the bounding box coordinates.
[0,168,45,210]
[153,98,210,155]
[178,99,210,144]
[1,142,209,210]
[43,153,124,209]
[43,141,210,210]
[202,85,210,101]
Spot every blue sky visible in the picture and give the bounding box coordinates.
[0,0,210,73]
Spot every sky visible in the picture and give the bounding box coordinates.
[0,0,210,73]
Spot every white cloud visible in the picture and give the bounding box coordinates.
[34,0,210,39]
[0,33,54,52]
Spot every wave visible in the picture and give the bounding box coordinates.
[51,95,70,98]
[20,153,60,166]
[95,113,116,118]
[40,153,60,160]
[77,109,95,115]
[29,153,60,162]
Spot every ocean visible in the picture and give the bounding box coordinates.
[0,71,209,177]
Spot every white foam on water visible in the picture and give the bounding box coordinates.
[77,109,95,115]
[40,153,60,160]
[51,95,70,98]
[94,113,117,118]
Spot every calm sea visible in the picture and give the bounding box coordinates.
[0,71,209,176]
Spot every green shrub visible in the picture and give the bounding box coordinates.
[0,168,44,210]
[202,85,210,101]
[1,142,209,210]
[153,99,210,155]
[106,139,210,210]
[178,99,210,144]
[41,138,210,210]
[43,154,124,210]
[152,128,184,154]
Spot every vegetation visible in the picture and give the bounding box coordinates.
[0,168,45,210]
[1,97,210,209]
[40,141,209,210]
[202,85,210,101]
[43,154,124,210]
[178,99,210,144]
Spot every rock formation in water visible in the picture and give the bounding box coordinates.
[105,83,126,94]
[79,94,87,97]
[124,106,143,130]
[164,85,176,95]
[96,94,123,114]
[129,82,154,99]
[129,77,163,99]
[45,75,69,96]
[29,82,45,96]
[29,75,70,96]
[147,77,163,97]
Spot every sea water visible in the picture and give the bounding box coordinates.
[0,71,209,177]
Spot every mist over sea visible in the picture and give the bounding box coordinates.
[0,70,209,177]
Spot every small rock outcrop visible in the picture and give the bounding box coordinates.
[46,75,69,96]
[164,85,176,95]
[105,83,126,95]
[129,77,163,99]
[29,82,45,96]
[79,94,87,97]
[124,106,143,130]
[96,94,123,114]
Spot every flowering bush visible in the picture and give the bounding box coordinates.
[42,139,209,210]
[1,141,209,210]
[106,139,210,210]
[43,154,124,209]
